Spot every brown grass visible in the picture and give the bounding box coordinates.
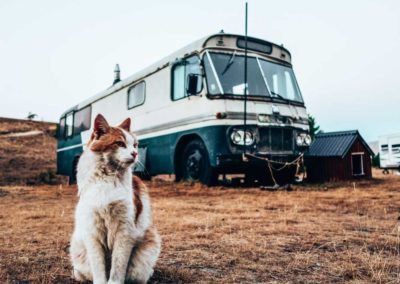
[1,118,400,283]
[0,117,60,185]
[0,117,56,135]
[1,171,400,283]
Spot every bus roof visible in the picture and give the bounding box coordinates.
[61,33,292,117]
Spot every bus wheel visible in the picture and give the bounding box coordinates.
[181,139,218,186]
[69,156,80,185]
[135,171,152,181]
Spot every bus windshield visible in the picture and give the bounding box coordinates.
[203,52,303,103]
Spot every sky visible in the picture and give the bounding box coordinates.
[0,0,399,142]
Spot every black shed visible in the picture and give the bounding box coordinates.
[305,130,374,182]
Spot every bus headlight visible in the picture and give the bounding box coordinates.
[231,131,242,144]
[296,135,304,146]
[304,134,312,146]
[296,133,312,146]
[244,131,254,145]
[231,130,255,145]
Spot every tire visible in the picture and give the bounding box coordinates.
[135,171,152,181]
[69,156,80,185]
[180,139,218,186]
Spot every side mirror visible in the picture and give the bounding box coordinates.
[187,74,202,96]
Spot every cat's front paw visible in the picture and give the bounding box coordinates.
[72,269,88,282]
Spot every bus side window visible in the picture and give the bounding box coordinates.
[59,117,66,138]
[127,81,146,109]
[65,112,74,138]
[172,55,202,101]
[74,105,92,134]
[172,64,185,100]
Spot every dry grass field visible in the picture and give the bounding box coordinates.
[1,118,400,283]
[1,172,400,283]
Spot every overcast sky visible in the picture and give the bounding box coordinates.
[0,0,399,141]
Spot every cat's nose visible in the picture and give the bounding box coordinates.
[131,151,137,158]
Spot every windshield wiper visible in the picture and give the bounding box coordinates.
[221,52,236,75]
[270,91,288,101]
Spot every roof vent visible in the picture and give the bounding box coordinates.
[217,30,225,46]
[113,64,121,85]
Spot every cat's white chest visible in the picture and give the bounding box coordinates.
[79,181,132,210]
[75,181,133,232]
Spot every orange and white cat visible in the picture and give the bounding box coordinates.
[70,114,160,284]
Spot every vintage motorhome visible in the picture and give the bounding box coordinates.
[379,133,400,172]
[57,33,311,185]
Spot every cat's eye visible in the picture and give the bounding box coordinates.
[134,143,138,148]
[116,141,126,148]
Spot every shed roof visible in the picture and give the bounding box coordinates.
[306,130,374,158]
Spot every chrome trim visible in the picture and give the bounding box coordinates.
[56,143,85,152]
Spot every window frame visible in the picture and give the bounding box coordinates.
[65,112,74,138]
[59,105,92,140]
[170,54,202,102]
[58,117,66,138]
[202,50,305,107]
[391,144,400,154]
[73,105,92,135]
[381,144,389,152]
[127,81,146,110]
[236,37,273,54]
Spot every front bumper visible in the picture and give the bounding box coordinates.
[216,152,302,173]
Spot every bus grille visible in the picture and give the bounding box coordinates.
[257,127,294,152]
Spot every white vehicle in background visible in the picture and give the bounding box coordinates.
[379,133,400,173]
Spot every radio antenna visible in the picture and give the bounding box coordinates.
[243,2,248,155]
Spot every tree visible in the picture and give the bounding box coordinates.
[26,112,37,120]
[308,114,320,140]
[372,153,380,168]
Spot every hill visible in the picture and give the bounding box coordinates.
[0,117,60,185]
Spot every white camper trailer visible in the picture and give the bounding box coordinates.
[379,133,400,172]
[56,33,311,185]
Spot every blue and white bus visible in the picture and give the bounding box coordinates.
[57,33,311,185]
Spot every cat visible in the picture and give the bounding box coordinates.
[70,114,161,284]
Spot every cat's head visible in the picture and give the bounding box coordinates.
[87,114,138,169]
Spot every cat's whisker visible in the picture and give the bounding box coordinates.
[136,160,150,176]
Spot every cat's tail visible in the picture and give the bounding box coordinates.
[132,175,147,192]
[126,226,161,283]
[132,175,147,224]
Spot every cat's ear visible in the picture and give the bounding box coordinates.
[118,117,131,132]
[93,114,110,138]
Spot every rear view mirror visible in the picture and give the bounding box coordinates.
[187,74,202,96]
